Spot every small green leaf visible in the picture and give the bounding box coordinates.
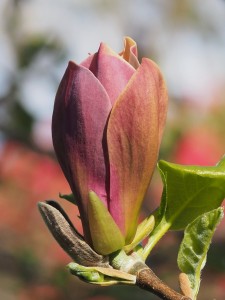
[68,263,104,283]
[177,208,224,300]
[88,191,125,255]
[124,215,155,253]
[68,262,136,286]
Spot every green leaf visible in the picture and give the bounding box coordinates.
[68,262,136,286]
[142,156,225,259]
[124,215,155,253]
[159,157,225,230]
[177,208,224,300]
[88,191,125,255]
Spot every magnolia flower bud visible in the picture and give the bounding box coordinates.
[51,37,168,255]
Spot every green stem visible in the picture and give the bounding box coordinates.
[142,220,171,261]
[110,250,145,274]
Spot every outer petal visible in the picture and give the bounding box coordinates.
[107,58,167,243]
[157,64,168,145]
[52,61,111,241]
[81,43,135,105]
[119,36,140,69]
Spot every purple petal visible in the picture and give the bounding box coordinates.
[52,61,112,241]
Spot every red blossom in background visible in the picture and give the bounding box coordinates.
[172,127,224,166]
[0,141,81,265]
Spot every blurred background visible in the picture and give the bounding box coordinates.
[0,0,225,299]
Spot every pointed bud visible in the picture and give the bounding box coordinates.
[38,201,109,267]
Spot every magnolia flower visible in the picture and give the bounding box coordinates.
[51,37,167,255]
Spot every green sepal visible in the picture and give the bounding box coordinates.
[68,262,136,286]
[124,215,155,253]
[88,191,125,255]
[177,207,224,300]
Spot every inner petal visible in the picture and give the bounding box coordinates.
[81,43,135,105]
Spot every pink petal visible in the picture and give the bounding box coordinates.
[81,43,135,105]
[157,64,168,145]
[107,58,168,243]
[52,61,112,240]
